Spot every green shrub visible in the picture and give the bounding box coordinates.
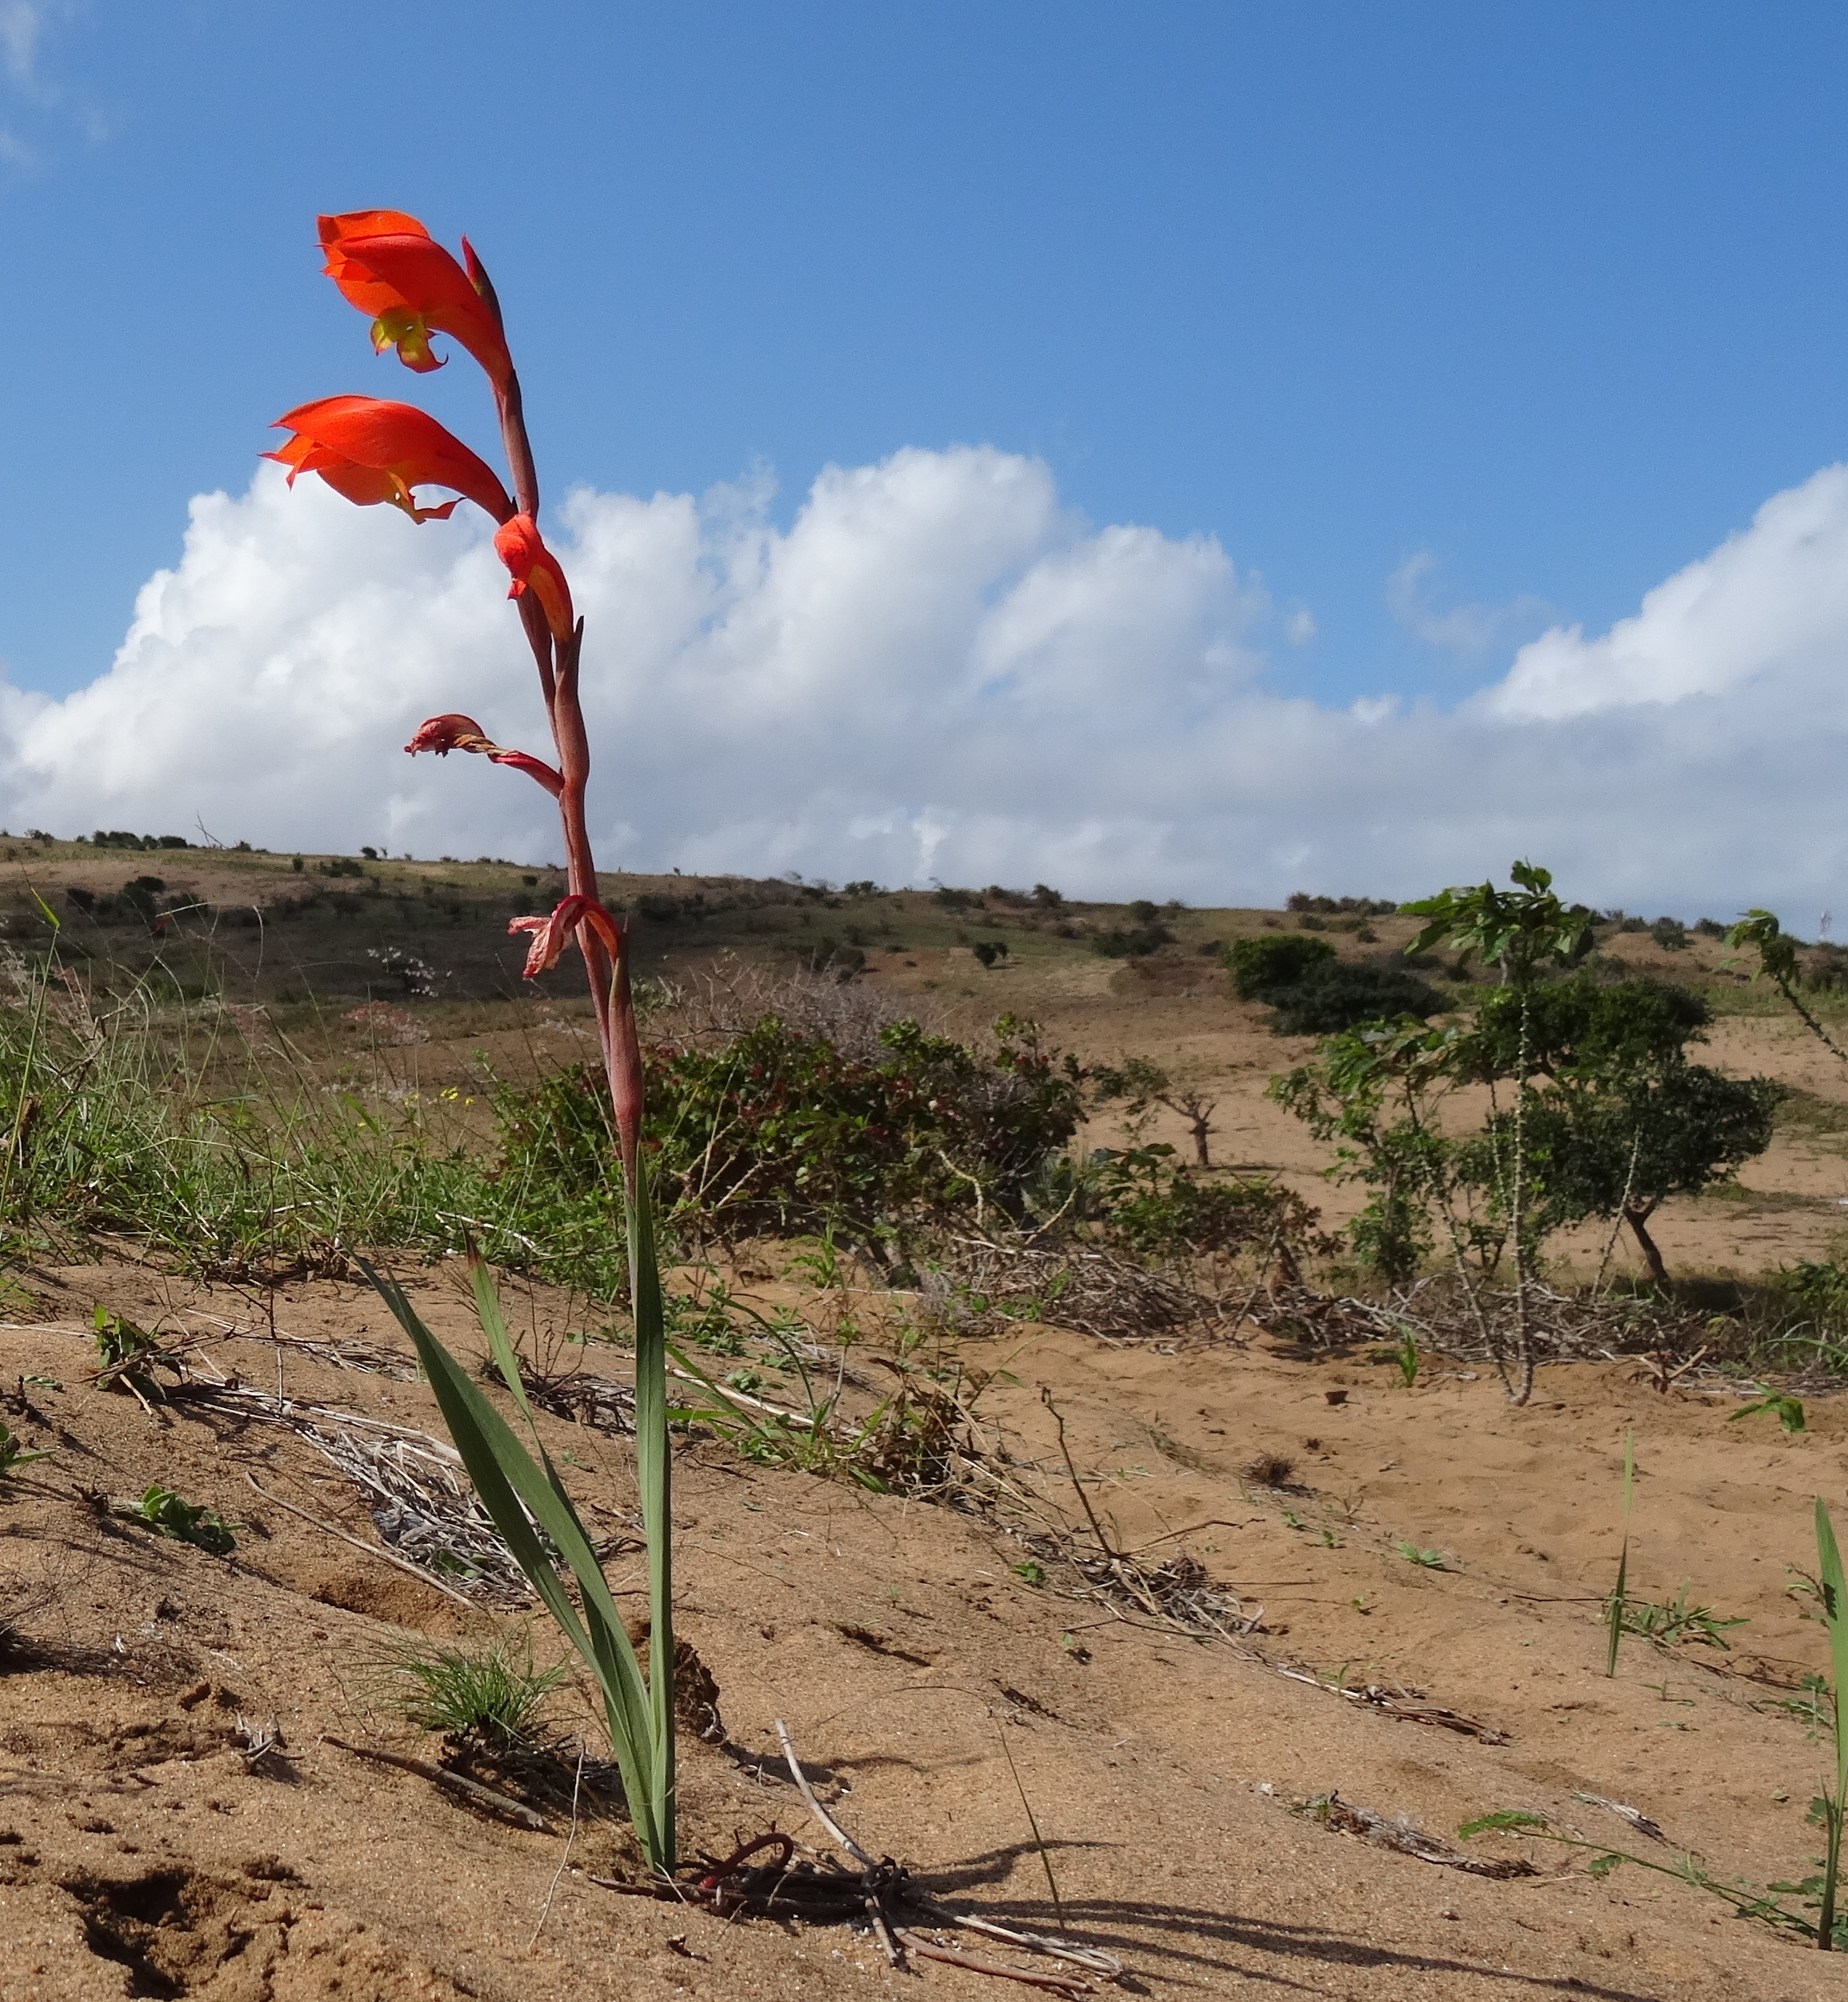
[1223,933,1337,999]
[1286,893,1397,915]
[1092,922,1174,958]
[1266,961,1444,1036]
[493,1011,1086,1251]
[1094,1144,1325,1261]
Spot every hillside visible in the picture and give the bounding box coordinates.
[8,845,1848,1997]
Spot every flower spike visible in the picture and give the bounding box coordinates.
[269,397,514,524]
[494,514,574,640]
[404,713,563,796]
[318,210,515,391]
[509,894,623,979]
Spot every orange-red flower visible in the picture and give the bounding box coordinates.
[404,713,563,796]
[509,895,622,977]
[268,397,514,524]
[494,514,574,639]
[318,210,514,391]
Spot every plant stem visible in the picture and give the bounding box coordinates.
[476,252,672,1863]
[1506,994,1534,1405]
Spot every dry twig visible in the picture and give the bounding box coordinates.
[322,1735,549,1832]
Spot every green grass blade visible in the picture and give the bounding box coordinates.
[359,1255,669,1869]
[1606,1430,1634,1678]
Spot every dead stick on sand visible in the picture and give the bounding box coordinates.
[774,1720,1120,1981]
[322,1735,548,1832]
[903,1900,1121,1976]
[774,1716,875,1866]
[528,1747,586,1948]
[244,1473,477,1610]
[895,1930,1090,1995]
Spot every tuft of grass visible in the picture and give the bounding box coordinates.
[0,953,619,1295]
[1621,1584,1747,1651]
[383,1633,566,1746]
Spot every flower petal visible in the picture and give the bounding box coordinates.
[507,896,622,977]
[404,713,489,755]
[319,210,514,390]
[270,396,513,524]
[405,713,564,796]
[493,514,575,640]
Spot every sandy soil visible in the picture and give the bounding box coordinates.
[5,1254,1848,2000]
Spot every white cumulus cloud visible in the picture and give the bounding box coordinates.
[1487,466,1848,721]
[5,445,1848,921]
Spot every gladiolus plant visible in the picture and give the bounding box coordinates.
[270,208,677,1871]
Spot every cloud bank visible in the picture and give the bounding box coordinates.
[5,448,1848,918]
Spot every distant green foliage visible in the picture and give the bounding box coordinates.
[92,830,189,851]
[1092,921,1175,957]
[1446,978,1781,1279]
[1271,953,1780,1294]
[1453,975,1710,1082]
[1226,934,1439,1036]
[1267,960,1444,1036]
[1224,933,1337,999]
[1286,893,1397,915]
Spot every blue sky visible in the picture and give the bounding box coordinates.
[5,1,1846,706]
[6,3,1848,914]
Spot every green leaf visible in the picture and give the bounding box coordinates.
[1730,1393,1805,1434]
[360,1251,670,1870]
[1815,1501,1848,1806]
[626,1165,677,1868]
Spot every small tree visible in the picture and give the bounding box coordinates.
[1457,977,1780,1288]
[1399,862,1595,1400]
[1272,1018,1496,1297]
[1092,1055,1219,1166]
[1726,911,1848,1068]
